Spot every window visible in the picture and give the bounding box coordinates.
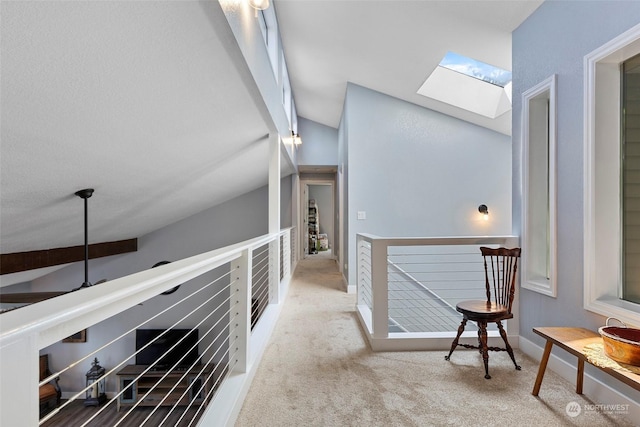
[417,51,512,119]
[522,75,557,297]
[439,51,512,87]
[584,23,640,325]
[622,54,640,304]
[256,8,278,82]
[257,10,268,47]
[282,58,292,128]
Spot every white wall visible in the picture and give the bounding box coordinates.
[513,0,640,402]
[343,83,512,287]
[218,0,297,167]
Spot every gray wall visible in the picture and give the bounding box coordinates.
[297,117,339,166]
[338,107,349,277]
[343,83,512,286]
[281,174,293,228]
[33,178,291,394]
[513,0,640,399]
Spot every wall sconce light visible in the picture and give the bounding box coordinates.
[291,131,302,146]
[249,0,270,14]
[478,204,489,221]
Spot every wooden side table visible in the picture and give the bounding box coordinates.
[532,327,640,396]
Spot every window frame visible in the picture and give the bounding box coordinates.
[521,74,557,297]
[584,23,640,326]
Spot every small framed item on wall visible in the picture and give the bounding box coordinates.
[63,329,87,343]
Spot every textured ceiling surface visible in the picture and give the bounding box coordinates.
[1,0,542,282]
[1,1,285,257]
[274,0,543,135]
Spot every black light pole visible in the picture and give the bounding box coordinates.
[75,188,94,288]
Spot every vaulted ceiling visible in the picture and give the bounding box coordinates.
[1,1,286,259]
[1,0,541,285]
[274,0,543,135]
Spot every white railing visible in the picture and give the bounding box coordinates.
[356,234,519,352]
[0,227,296,427]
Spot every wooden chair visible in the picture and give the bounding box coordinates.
[444,247,521,379]
[39,354,61,416]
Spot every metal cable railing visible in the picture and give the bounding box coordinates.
[39,264,234,427]
[357,240,373,310]
[356,234,519,351]
[1,228,296,426]
[251,243,270,330]
[280,235,285,281]
[387,246,490,333]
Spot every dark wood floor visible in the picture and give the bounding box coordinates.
[41,399,204,427]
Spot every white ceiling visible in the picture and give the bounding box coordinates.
[1,1,289,259]
[1,0,541,283]
[274,0,543,135]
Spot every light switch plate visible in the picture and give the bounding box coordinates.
[357,211,366,220]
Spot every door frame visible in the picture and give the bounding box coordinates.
[300,178,336,259]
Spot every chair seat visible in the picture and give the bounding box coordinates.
[39,384,58,401]
[456,300,513,321]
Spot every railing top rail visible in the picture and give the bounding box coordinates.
[357,234,519,247]
[279,226,295,235]
[0,232,280,350]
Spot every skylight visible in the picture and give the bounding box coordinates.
[416,51,512,119]
[439,51,512,88]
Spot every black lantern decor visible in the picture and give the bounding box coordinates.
[84,357,107,406]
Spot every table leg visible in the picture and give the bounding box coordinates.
[576,359,584,394]
[532,340,553,396]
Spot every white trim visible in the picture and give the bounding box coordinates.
[519,335,640,422]
[583,22,640,327]
[521,74,558,297]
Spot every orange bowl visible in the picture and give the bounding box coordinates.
[599,325,640,367]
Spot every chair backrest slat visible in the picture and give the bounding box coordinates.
[480,247,521,313]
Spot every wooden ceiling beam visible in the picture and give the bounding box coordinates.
[0,239,138,275]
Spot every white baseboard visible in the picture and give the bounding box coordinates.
[519,335,640,422]
[343,273,355,294]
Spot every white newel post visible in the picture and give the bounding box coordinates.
[267,240,278,304]
[231,248,252,374]
[0,334,39,426]
[370,238,389,339]
[268,134,280,304]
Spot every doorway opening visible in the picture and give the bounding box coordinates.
[302,180,335,260]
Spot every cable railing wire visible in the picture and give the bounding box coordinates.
[149,310,239,427]
[134,296,237,426]
[38,268,234,425]
[81,278,235,426]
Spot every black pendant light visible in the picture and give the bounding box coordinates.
[75,188,94,288]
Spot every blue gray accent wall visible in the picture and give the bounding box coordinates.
[297,117,339,166]
[513,0,640,399]
[342,83,512,287]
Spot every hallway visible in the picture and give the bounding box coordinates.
[235,257,632,426]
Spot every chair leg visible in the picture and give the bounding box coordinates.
[497,320,521,371]
[445,318,467,361]
[478,321,491,379]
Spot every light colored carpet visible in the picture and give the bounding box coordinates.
[236,257,635,427]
